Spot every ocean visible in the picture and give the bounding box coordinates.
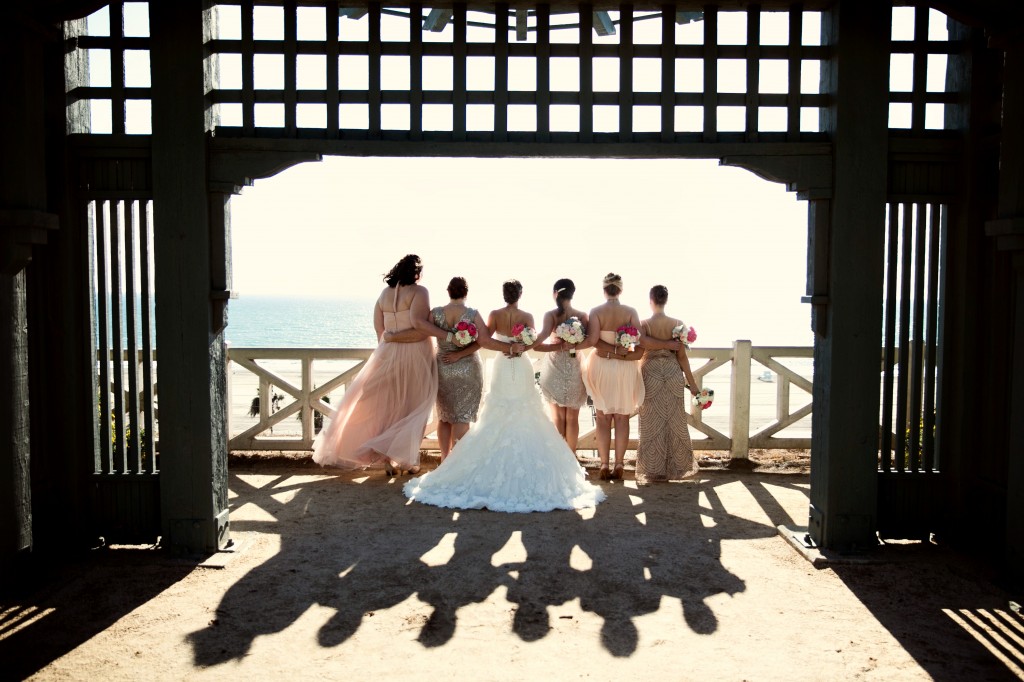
[226,295,378,348]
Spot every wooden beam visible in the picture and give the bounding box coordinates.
[150,0,230,554]
[807,1,889,551]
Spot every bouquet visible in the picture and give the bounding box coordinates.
[615,325,640,352]
[510,323,538,347]
[555,316,586,357]
[672,322,698,348]
[692,387,714,410]
[452,320,478,347]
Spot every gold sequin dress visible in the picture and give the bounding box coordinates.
[432,307,484,424]
[635,349,697,483]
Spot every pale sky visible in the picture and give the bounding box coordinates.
[229,155,816,347]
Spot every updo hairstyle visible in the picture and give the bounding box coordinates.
[650,285,669,306]
[447,276,468,299]
[602,272,623,297]
[502,279,523,304]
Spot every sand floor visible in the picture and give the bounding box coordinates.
[3,463,1022,681]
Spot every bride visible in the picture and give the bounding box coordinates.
[404,279,606,513]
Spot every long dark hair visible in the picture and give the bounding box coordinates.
[553,278,575,315]
[383,254,422,287]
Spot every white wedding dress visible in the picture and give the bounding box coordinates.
[404,335,606,513]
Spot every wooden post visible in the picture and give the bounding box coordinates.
[807,2,889,550]
[150,1,230,554]
[729,339,752,464]
[985,42,1024,584]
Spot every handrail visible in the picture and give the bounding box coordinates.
[224,341,815,457]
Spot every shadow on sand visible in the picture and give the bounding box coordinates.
[187,467,785,665]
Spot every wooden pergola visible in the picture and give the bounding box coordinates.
[1,1,1022,584]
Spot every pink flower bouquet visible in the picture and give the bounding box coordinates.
[692,387,714,410]
[672,323,698,348]
[510,323,538,346]
[615,324,640,352]
[555,316,586,357]
[452,320,478,347]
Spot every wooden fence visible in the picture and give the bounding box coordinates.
[225,341,814,458]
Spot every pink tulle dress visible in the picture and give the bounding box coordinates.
[581,330,645,416]
[312,290,438,470]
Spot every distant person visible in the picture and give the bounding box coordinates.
[404,279,605,512]
[636,285,699,484]
[428,276,489,461]
[579,273,645,481]
[313,254,444,475]
[534,278,590,452]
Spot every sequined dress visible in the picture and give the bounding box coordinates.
[432,306,484,423]
[538,349,588,409]
[636,349,697,483]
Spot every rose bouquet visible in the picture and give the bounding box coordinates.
[555,316,586,357]
[615,324,640,352]
[692,387,714,410]
[510,323,538,346]
[452,320,478,347]
[672,322,698,348]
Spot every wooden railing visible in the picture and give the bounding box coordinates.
[225,341,814,459]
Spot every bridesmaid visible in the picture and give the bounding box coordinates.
[430,277,485,461]
[579,273,645,480]
[534,278,589,452]
[313,254,446,475]
[636,285,700,484]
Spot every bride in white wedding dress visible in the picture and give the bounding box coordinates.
[403,280,606,513]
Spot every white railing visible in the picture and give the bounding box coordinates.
[225,341,814,459]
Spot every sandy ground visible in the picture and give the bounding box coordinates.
[3,461,1022,681]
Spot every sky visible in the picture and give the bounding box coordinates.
[229,155,815,347]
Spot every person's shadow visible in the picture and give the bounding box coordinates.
[188,472,458,665]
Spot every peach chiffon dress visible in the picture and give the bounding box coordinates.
[312,288,438,470]
[581,330,645,416]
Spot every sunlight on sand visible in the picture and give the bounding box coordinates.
[419,532,458,567]
[230,502,279,523]
[698,490,717,528]
[628,495,643,506]
[0,606,55,642]
[569,545,593,571]
[575,506,596,520]
[635,512,647,526]
[270,489,299,505]
[490,530,528,567]
[337,564,355,579]
[943,608,1024,678]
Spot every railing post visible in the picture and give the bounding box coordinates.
[301,355,313,447]
[730,339,753,466]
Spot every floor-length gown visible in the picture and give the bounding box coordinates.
[581,331,645,415]
[312,289,438,470]
[403,335,605,512]
[432,307,484,423]
[636,349,697,483]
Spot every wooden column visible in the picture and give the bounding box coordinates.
[807,1,890,550]
[0,14,60,561]
[985,42,1024,583]
[150,1,230,554]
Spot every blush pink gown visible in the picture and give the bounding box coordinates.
[312,291,438,470]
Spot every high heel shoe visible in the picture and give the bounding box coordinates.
[610,464,624,481]
[597,465,610,481]
[384,462,396,477]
